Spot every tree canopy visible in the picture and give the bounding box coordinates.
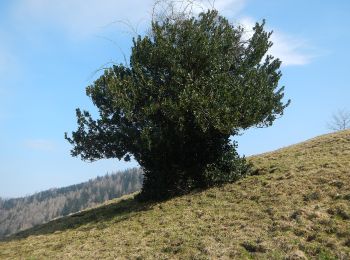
[65,10,289,200]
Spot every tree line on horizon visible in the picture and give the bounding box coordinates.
[0,168,143,239]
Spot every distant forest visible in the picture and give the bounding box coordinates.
[0,168,143,238]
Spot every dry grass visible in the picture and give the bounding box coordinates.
[1,130,350,259]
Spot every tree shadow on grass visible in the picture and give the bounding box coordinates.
[1,195,154,242]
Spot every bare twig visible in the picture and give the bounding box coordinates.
[327,109,350,131]
[87,61,119,82]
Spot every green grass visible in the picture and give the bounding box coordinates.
[1,130,350,259]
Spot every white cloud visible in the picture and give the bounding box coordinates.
[239,16,314,66]
[270,33,314,66]
[186,0,246,14]
[212,0,246,16]
[152,0,246,20]
[11,0,247,39]
[12,0,155,39]
[10,0,314,65]
[24,139,55,151]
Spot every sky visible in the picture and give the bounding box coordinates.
[0,0,349,198]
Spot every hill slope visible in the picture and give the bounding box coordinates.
[1,130,349,259]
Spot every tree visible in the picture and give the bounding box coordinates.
[65,9,289,201]
[327,109,350,131]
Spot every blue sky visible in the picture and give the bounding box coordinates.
[0,0,349,198]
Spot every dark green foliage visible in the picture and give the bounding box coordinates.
[204,142,251,186]
[65,10,289,200]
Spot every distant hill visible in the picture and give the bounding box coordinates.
[0,130,349,259]
[0,168,143,239]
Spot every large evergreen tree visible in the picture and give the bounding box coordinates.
[65,10,289,200]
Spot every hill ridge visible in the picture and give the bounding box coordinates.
[251,129,349,157]
[0,168,143,239]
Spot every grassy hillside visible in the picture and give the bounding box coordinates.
[1,130,349,259]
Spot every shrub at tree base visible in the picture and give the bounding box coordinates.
[65,10,289,201]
